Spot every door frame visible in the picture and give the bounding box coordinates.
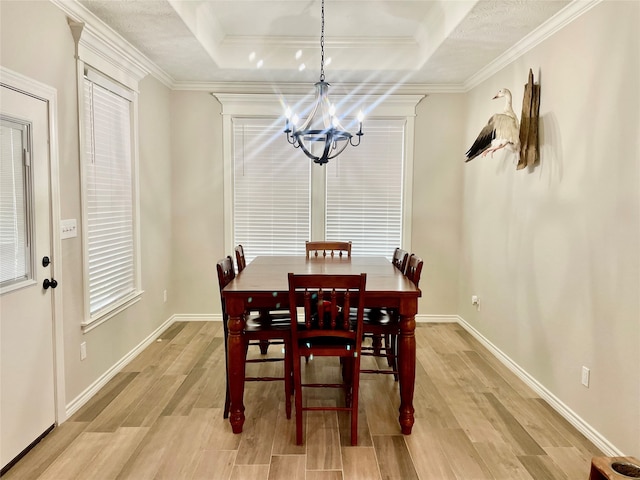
[1,66,66,424]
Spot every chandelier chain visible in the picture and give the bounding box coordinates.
[320,0,325,82]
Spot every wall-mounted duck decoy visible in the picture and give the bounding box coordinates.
[465,88,520,162]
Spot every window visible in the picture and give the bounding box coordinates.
[230,118,405,262]
[325,119,405,256]
[233,118,311,261]
[0,118,32,290]
[81,68,140,325]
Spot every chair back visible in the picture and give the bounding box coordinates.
[235,244,246,272]
[216,255,236,325]
[405,254,424,287]
[288,273,366,352]
[392,248,409,273]
[305,241,352,258]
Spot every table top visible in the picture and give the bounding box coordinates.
[222,255,421,297]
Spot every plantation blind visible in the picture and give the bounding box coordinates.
[233,118,311,263]
[325,119,405,258]
[83,71,135,315]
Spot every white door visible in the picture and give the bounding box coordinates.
[0,85,56,471]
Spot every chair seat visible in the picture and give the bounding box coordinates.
[245,315,291,332]
[365,308,395,325]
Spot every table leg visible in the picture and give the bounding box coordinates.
[226,299,246,433]
[397,312,416,434]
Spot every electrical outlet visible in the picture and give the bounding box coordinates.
[471,295,480,310]
[80,342,87,361]
[163,289,167,303]
[581,366,590,387]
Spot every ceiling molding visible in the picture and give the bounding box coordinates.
[52,0,601,95]
[464,0,602,90]
[51,0,174,88]
[175,81,465,95]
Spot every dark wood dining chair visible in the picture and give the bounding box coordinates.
[235,244,290,354]
[235,244,247,272]
[391,247,409,273]
[405,253,424,286]
[287,272,367,445]
[362,247,409,369]
[216,255,292,420]
[361,253,423,380]
[305,241,352,258]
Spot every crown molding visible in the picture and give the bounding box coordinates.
[176,81,465,95]
[50,0,174,88]
[464,0,603,90]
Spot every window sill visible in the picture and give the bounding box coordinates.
[81,290,144,333]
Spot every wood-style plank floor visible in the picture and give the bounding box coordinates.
[3,322,602,479]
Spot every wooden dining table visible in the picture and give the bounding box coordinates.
[221,255,421,435]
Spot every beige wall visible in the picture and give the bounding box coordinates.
[170,92,224,315]
[1,1,173,406]
[412,94,465,316]
[459,1,639,456]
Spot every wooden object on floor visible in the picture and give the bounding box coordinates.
[589,456,640,479]
[287,272,367,445]
[518,68,541,170]
[221,255,420,436]
[305,241,352,258]
[216,255,292,420]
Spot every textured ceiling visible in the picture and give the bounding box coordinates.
[75,0,571,87]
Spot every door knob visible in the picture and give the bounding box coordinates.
[43,278,58,289]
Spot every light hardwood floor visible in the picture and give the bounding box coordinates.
[3,322,602,479]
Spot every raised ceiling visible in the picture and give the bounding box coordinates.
[70,0,576,89]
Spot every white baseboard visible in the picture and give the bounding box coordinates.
[65,316,175,418]
[456,315,623,457]
[416,314,458,323]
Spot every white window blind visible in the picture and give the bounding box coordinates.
[83,72,135,316]
[233,118,311,263]
[0,119,31,287]
[325,119,405,258]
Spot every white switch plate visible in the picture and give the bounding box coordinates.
[61,219,77,239]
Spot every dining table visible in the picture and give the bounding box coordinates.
[221,255,421,435]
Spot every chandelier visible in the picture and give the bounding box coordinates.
[284,0,364,165]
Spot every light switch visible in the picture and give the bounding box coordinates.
[60,219,77,239]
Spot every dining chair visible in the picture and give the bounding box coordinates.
[391,247,409,273]
[287,272,367,445]
[305,240,352,258]
[361,253,423,380]
[405,253,424,287]
[216,255,292,420]
[362,247,408,368]
[235,244,291,354]
[235,244,247,272]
